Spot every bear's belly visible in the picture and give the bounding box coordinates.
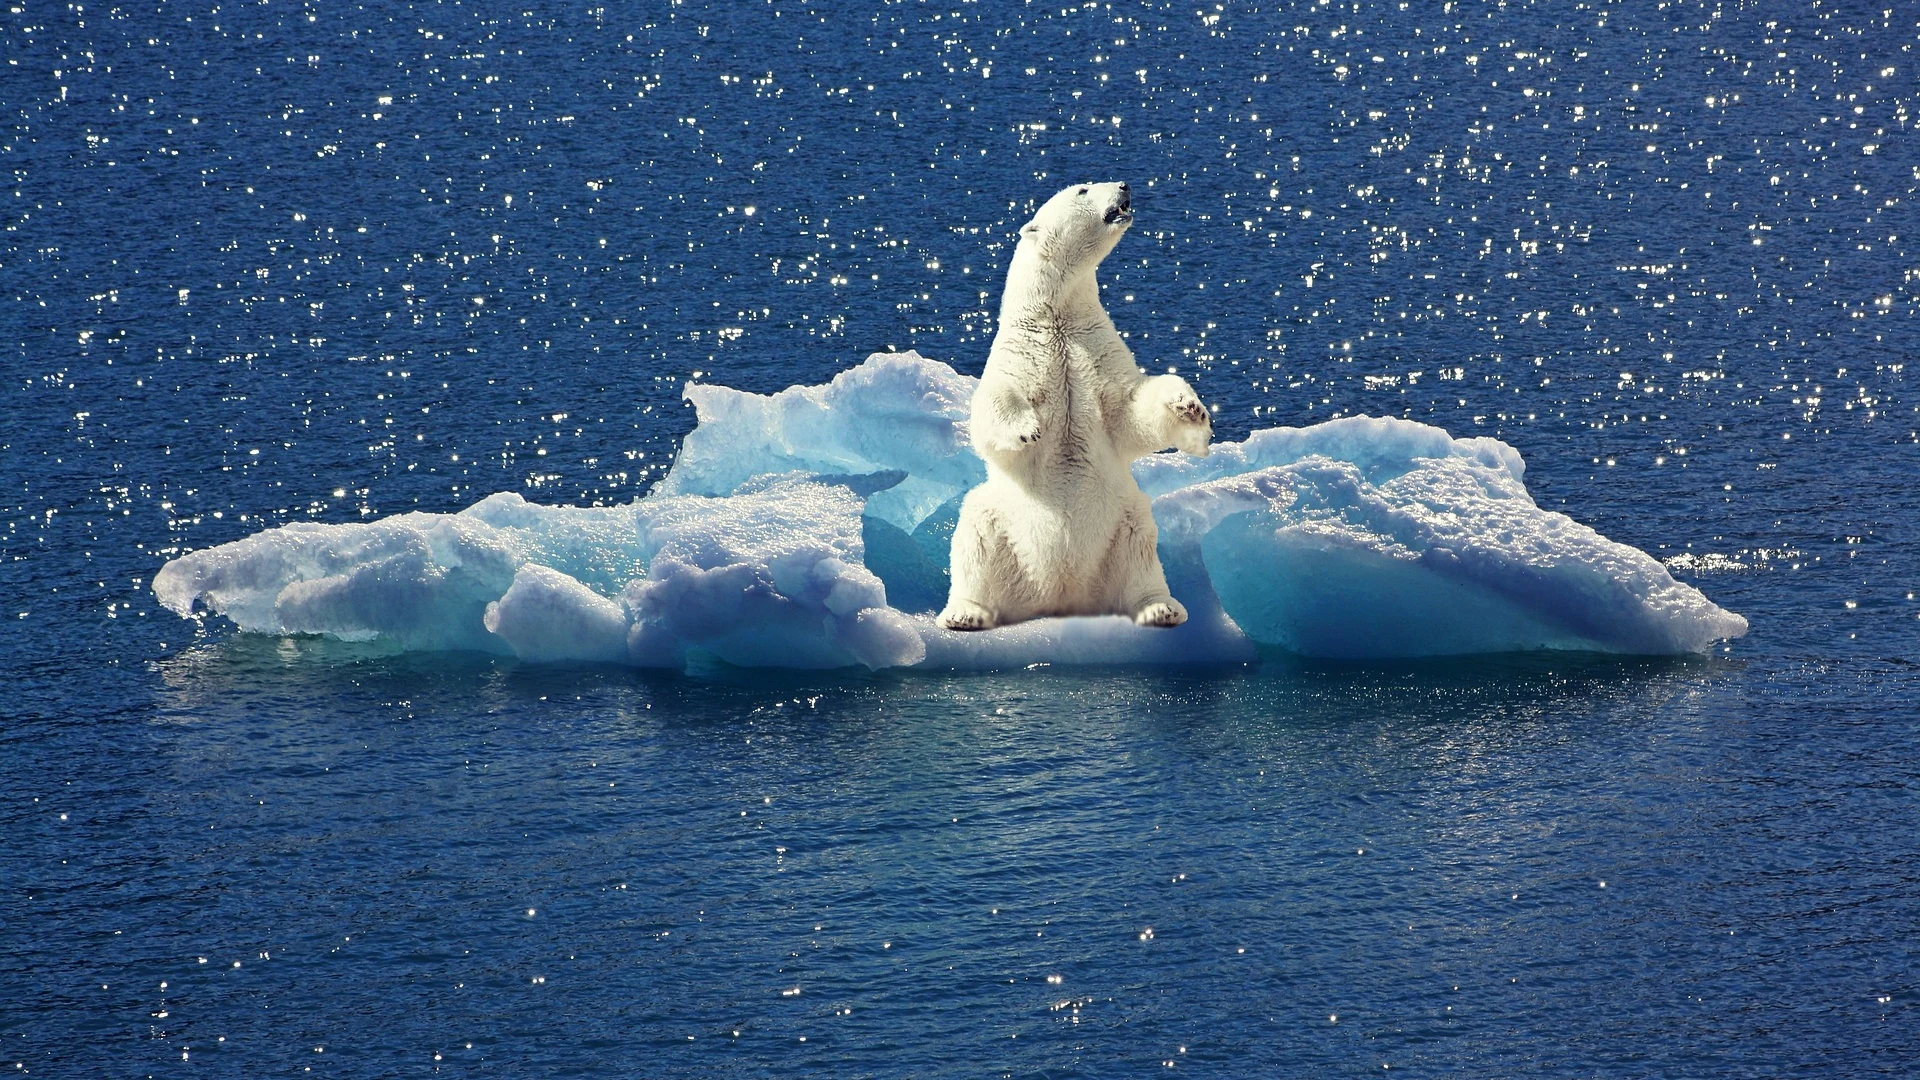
[987,469,1134,609]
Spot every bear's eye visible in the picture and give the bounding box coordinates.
[1076,186,1089,196]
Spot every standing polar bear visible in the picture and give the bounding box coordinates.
[938,182,1213,632]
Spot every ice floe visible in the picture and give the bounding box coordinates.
[156,351,1747,668]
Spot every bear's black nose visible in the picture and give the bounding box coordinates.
[1117,187,1131,211]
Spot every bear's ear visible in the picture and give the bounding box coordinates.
[1020,218,1049,259]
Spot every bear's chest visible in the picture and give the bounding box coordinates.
[1022,328,1118,410]
[1047,332,1129,456]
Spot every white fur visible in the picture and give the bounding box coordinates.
[939,182,1213,632]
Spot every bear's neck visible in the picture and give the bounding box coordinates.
[998,246,1104,326]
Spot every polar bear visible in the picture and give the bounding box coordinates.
[938,182,1213,632]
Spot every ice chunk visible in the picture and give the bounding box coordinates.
[483,564,631,664]
[157,478,923,671]
[1154,448,1749,658]
[659,349,982,530]
[157,352,1745,668]
[1131,413,1526,496]
[153,512,524,654]
[617,479,923,670]
[915,611,1257,670]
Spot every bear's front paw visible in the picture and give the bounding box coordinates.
[1164,392,1212,457]
[938,600,998,632]
[1166,394,1209,426]
[1133,599,1188,628]
[981,421,1043,456]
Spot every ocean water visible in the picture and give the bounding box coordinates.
[4,0,1918,1074]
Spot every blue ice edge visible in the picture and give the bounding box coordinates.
[155,351,1747,671]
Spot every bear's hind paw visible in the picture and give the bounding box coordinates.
[938,601,998,632]
[1133,600,1188,628]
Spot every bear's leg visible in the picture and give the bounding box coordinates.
[939,496,1013,631]
[1102,499,1187,628]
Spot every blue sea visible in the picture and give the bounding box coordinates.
[5,0,1918,1074]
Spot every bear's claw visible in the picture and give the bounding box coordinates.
[981,423,1043,455]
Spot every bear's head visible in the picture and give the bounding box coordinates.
[1017,181,1133,273]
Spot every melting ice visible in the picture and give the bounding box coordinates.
[155,351,1747,669]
